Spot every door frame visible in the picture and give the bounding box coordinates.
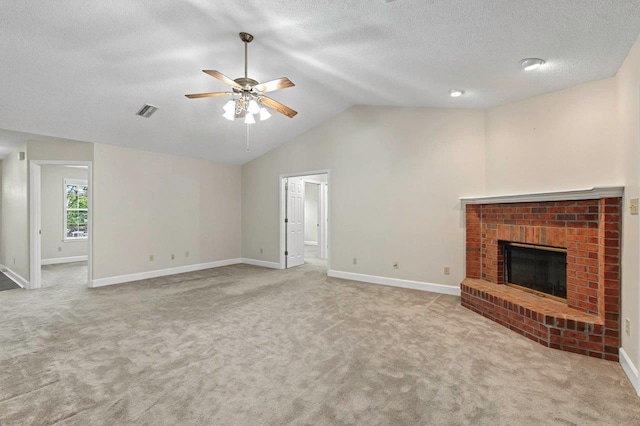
[320,181,328,259]
[303,179,327,258]
[279,170,330,270]
[29,160,93,289]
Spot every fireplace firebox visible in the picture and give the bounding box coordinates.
[502,242,567,300]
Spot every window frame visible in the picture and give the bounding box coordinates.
[63,178,89,242]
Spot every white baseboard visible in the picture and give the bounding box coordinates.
[327,269,461,296]
[41,255,88,265]
[620,347,640,396]
[241,258,282,269]
[91,258,243,288]
[304,241,318,246]
[0,264,28,288]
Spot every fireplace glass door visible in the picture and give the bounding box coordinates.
[503,243,567,300]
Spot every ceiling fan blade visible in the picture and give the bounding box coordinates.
[185,92,232,99]
[252,77,295,93]
[202,70,242,89]
[259,96,297,118]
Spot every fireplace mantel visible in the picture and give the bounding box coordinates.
[461,186,624,205]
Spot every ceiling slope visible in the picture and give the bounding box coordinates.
[0,1,639,164]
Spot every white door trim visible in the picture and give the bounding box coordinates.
[28,163,41,290]
[303,180,322,250]
[319,182,328,259]
[279,170,330,270]
[302,180,328,259]
[29,160,93,289]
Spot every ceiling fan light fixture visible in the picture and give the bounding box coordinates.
[520,58,545,71]
[244,113,256,124]
[185,31,297,129]
[222,111,236,121]
[247,99,261,115]
[449,89,464,97]
[259,107,271,121]
[223,100,235,114]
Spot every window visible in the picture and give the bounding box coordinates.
[64,179,88,241]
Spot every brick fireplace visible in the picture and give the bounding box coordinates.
[461,188,623,361]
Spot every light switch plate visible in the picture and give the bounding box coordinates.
[630,198,639,215]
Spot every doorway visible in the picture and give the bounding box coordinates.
[279,171,329,270]
[30,161,93,289]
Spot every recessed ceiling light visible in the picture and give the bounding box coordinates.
[449,89,464,97]
[519,58,545,71]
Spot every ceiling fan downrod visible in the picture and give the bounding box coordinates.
[239,32,253,80]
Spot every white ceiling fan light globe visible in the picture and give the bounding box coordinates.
[244,113,256,124]
[223,100,236,114]
[259,107,271,121]
[222,109,235,121]
[247,99,261,114]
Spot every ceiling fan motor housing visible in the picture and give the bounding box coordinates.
[234,77,259,89]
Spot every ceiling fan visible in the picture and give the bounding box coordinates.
[185,32,297,123]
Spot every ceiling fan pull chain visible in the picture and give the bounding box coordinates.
[246,124,250,151]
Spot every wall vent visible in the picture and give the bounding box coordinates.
[136,104,159,118]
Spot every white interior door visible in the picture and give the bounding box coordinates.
[286,177,305,268]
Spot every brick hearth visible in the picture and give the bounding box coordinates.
[461,194,621,360]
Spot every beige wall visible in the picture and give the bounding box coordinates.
[242,106,486,286]
[92,143,241,279]
[2,137,242,285]
[304,174,327,183]
[41,165,89,261]
[0,160,3,262]
[616,35,640,371]
[27,139,94,162]
[485,77,620,194]
[0,145,28,279]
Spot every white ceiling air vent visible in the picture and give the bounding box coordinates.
[136,104,159,118]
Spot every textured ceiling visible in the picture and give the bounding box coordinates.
[1,0,639,165]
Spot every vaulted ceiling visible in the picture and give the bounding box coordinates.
[1,1,639,164]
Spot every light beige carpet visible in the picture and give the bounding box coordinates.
[1,261,639,425]
[41,261,88,288]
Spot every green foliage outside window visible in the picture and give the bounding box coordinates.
[66,184,88,238]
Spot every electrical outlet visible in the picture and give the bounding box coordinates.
[185,251,189,257]
[149,255,154,261]
[353,257,358,265]
[393,261,399,269]
[260,248,263,254]
[58,247,62,252]
[171,254,175,260]
[444,266,450,275]
[626,318,631,335]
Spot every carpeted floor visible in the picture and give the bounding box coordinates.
[305,244,320,259]
[41,261,88,288]
[1,261,639,425]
